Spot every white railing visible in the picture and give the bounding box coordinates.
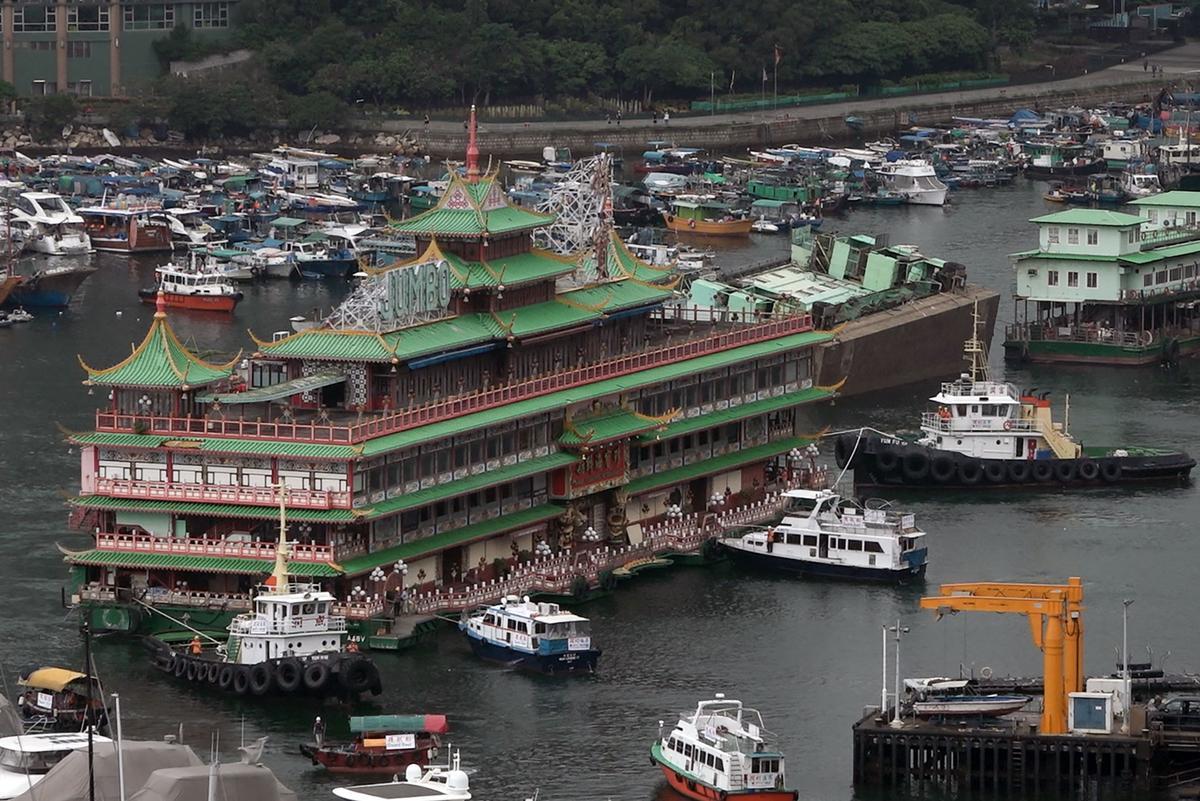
[230,613,347,635]
[94,532,335,563]
[93,478,351,510]
[920,412,1038,433]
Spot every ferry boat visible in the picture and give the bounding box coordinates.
[719,488,928,583]
[904,677,1030,718]
[0,731,113,799]
[138,266,243,312]
[838,312,1196,488]
[302,714,448,775]
[871,160,948,206]
[145,493,382,699]
[79,206,173,253]
[333,751,471,801]
[459,595,600,674]
[651,694,798,801]
[9,192,92,256]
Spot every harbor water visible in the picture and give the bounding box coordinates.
[2,180,1198,801]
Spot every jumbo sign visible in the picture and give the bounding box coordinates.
[381,259,452,324]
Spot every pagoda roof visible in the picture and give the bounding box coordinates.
[387,172,555,239]
[558,407,674,447]
[384,239,578,291]
[79,299,239,389]
[604,231,678,285]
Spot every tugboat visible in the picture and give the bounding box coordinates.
[138,264,243,313]
[146,490,382,699]
[834,307,1196,489]
[333,750,472,801]
[458,595,600,674]
[719,488,928,583]
[301,714,449,775]
[651,694,798,801]
[904,677,1030,718]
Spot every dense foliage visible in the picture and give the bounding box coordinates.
[234,0,1033,109]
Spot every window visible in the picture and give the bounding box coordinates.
[802,534,817,547]
[1087,272,1098,289]
[1067,228,1079,245]
[1157,270,1168,284]
[1067,272,1078,288]
[1188,264,1197,279]
[1144,272,1153,288]
[15,40,55,51]
[1148,209,1159,223]
[1087,229,1098,245]
[1047,226,1059,244]
[1128,230,1137,244]
[194,2,230,28]
[1170,267,1183,282]
[67,42,91,59]
[68,5,109,31]
[1047,270,1059,287]
[14,4,56,32]
[124,3,174,29]
[30,80,55,96]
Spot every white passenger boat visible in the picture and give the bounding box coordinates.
[905,677,1031,718]
[10,192,92,255]
[0,731,112,799]
[872,160,948,206]
[458,595,600,674]
[333,751,472,801]
[719,488,928,583]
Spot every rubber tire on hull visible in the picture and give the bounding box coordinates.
[1079,459,1100,481]
[303,661,330,693]
[206,662,220,684]
[1008,461,1031,483]
[875,448,900,475]
[163,654,178,675]
[1054,460,1077,483]
[930,455,955,483]
[902,450,930,481]
[218,665,235,690]
[185,659,199,682]
[233,666,251,695]
[983,461,1006,484]
[958,460,983,485]
[174,656,188,678]
[276,658,302,693]
[249,663,273,696]
[1032,461,1054,482]
[834,435,853,469]
[338,657,374,695]
[1101,460,1123,482]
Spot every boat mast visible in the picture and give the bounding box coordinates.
[963,300,989,383]
[270,483,290,592]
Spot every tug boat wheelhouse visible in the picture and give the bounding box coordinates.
[459,595,599,674]
[837,310,1195,488]
[651,694,798,801]
[302,714,448,775]
[719,488,927,583]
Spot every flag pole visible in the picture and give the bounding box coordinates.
[710,71,715,117]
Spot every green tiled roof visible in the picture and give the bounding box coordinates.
[638,386,835,442]
[68,431,360,460]
[388,174,553,238]
[69,495,359,523]
[559,408,666,446]
[360,329,832,456]
[63,548,341,577]
[338,503,563,576]
[451,250,578,289]
[495,298,600,338]
[1127,191,1200,207]
[1118,239,1200,265]
[361,452,577,519]
[1011,250,1118,262]
[605,231,677,284]
[559,280,674,312]
[1029,209,1142,227]
[259,314,501,364]
[625,436,814,495]
[81,311,237,389]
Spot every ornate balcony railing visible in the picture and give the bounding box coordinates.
[94,532,335,563]
[92,478,351,510]
[93,314,815,446]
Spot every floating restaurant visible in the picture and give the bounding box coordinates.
[62,125,838,638]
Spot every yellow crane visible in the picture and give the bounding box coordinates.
[919,577,1084,735]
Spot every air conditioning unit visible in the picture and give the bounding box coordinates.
[1069,692,1114,734]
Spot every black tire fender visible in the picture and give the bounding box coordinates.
[930,455,955,483]
[303,660,331,692]
[1032,460,1054,482]
[875,448,900,474]
[276,658,303,693]
[1100,459,1122,482]
[249,662,273,695]
[1054,460,1077,483]
[1078,459,1100,481]
[218,664,235,690]
[233,666,251,695]
[1008,461,1031,483]
[958,460,983,485]
[983,461,1006,483]
[902,449,930,481]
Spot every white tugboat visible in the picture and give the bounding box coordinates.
[904,677,1031,718]
[650,694,797,801]
[333,750,472,801]
[835,306,1195,487]
[459,595,600,674]
[719,489,928,583]
[146,490,382,699]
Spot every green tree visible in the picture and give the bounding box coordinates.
[26,94,77,140]
[152,24,210,71]
[617,37,714,104]
[284,91,347,132]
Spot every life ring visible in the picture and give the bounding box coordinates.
[315,615,325,626]
[980,665,994,680]
[1003,419,1013,431]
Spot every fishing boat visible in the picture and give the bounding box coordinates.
[333,751,472,801]
[0,732,113,799]
[1021,142,1107,179]
[301,714,448,775]
[458,595,600,674]
[651,694,798,801]
[145,491,383,699]
[78,206,173,253]
[835,310,1196,488]
[663,199,753,236]
[4,263,96,308]
[719,488,928,583]
[13,667,108,734]
[905,677,1031,718]
[138,266,243,313]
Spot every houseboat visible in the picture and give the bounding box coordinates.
[719,488,928,583]
[459,595,599,674]
[651,695,798,801]
[301,714,448,774]
[78,206,173,253]
[14,667,108,734]
[63,111,838,641]
[839,313,1195,488]
[663,199,754,236]
[9,192,91,256]
[138,268,242,313]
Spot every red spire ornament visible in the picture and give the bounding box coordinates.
[466,104,480,182]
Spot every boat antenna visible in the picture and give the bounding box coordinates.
[113,692,126,801]
[270,482,290,593]
[963,300,989,383]
[85,620,95,801]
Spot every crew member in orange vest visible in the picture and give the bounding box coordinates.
[189,635,203,656]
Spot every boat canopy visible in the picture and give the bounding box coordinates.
[270,216,307,228]
[349,714,450,735]
[18,667,92,693]
[197,372,346,405]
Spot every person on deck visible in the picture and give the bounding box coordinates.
[313,716,325,747]
[189,635,202,656]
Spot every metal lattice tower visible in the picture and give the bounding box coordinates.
[535,154,612,260]
[324,257,452,333]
